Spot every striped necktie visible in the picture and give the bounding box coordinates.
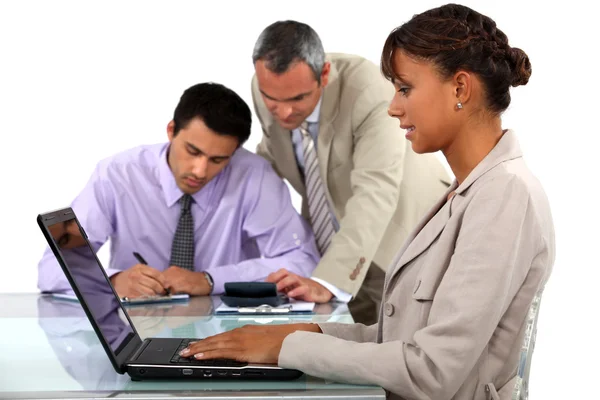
[169,194,195,270]
[299,121,335,255]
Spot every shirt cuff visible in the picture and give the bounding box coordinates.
[203,267,226,295]
[104,268,124,279]
[311,277,352,303]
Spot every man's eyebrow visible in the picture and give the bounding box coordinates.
[260,89,313,102]
[185,142,231,159]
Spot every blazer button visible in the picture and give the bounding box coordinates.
[384,303,395,317]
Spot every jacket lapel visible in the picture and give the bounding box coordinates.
[385,183,456,285]
[384,129,523,287]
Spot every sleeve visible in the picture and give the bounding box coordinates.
[37,163,116,293]
[203,163,320,294]
[279,176,545,400]
[317,320,379,343]
[311,80,404,296]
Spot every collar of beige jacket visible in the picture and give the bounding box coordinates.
[313,55,340,199]
[453,129,523,196]
[318,54,341,126]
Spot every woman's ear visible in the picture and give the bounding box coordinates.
[453,70,473,107]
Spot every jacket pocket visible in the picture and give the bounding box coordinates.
[412,278,436,328]
[412,277,436,301]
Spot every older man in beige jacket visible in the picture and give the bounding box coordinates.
[251,20,450,324]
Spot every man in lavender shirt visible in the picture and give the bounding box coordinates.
[38,82,320,299]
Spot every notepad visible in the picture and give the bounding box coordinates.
[120,293,189,305]
[50,292,189,306]
[215,300,315,314]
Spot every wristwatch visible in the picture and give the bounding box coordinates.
[203,272,214,294]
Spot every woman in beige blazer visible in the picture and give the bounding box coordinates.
[180,4,555,399]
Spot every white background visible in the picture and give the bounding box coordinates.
[0,0,597,398]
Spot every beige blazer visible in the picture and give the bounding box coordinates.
[279,130,555,400]
[253,53,451,295]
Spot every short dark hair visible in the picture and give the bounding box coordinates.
[381,3,532,115]
[252,20,325,83]
[172,82,252,146]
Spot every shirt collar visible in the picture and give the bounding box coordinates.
[306,94,323,124]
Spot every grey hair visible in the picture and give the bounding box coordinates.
[252,20,326,84]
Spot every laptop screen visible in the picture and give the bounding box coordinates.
[46,216,136,356]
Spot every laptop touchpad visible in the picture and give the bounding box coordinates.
[135,338,182,363]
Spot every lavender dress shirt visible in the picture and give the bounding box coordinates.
[37,143,320,294]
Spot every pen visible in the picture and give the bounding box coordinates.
[133,252,147,265]
[132,252,170,295]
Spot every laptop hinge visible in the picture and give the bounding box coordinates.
[128,338,151,363]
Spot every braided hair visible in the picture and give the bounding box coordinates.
[381,3,531,114]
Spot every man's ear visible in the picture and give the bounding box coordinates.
[320,61,331,87]
[167,120,176,141]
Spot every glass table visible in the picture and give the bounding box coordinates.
[0,294,385,399]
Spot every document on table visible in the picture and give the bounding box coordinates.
[50,292,190,306]
[215,300,315,314]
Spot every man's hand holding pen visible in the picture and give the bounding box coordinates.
[109,252,213,299]
[109,263,169,299]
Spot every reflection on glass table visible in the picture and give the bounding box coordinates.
[36,295,132,391]
[29,295,383,397]
[125,295,352,340]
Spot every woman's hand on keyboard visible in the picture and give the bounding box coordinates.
[178,323,322,364]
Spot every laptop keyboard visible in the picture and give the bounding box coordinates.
[170,339,248,367]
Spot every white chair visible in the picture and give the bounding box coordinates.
[512,289,544,400]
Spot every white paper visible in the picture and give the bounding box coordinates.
[215,300,315,314]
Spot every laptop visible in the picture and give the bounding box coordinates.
[37,207,303,381]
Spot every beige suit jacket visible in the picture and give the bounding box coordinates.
[279,130,555,400]
[253,53,451,295]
